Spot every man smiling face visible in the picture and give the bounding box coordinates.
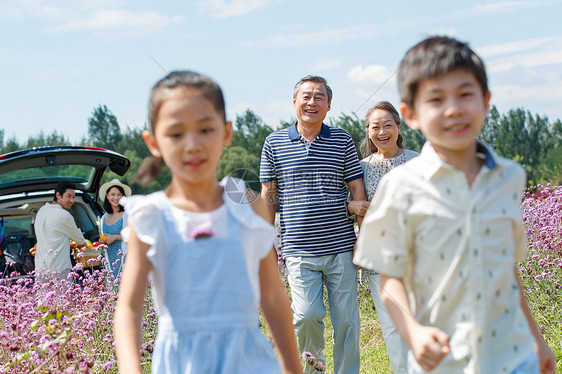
[55,188,75,210]
[293,81,331,129]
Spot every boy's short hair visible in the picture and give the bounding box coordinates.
[397,36,489,107]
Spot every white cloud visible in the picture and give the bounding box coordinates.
[53,9,182,33]
[473,0,542,14]
[0,0,124,20]
[347,64,395,86]
[488,49,562,73]
[477,37,553,58]
[310,58,343,72]
[480,36,562,73]
[252,24,377,47]
[0,1,180,34]
[345,65,399,113]
[197,0,277,19]
[492,79,562,119]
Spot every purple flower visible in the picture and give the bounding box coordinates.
[313,361,327,371]
[102,360,115,370]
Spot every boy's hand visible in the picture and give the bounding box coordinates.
[536,339,556,374]
[409,325,450,372]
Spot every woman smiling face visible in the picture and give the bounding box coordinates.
[367,108,402,158]
[106,186,124,212]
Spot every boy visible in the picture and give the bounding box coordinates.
[354,36,555,373]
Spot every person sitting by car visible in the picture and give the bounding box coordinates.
[34,181,86,281]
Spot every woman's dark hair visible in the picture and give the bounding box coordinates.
[134,70,226,185]
[359,101,403,158]
[102,185,126,214]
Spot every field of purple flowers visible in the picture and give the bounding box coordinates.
[0,185,560,373]
[519,184,562,369]
[0,264,157,373]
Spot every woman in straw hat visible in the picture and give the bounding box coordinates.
[99,179,132,279]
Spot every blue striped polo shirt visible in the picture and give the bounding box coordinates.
[260,123,363,258]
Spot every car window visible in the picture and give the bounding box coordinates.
[2,216,33,236]
[0,165,94,184]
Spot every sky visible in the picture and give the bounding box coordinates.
[2,0,562,144]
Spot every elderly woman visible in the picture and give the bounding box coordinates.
[349,101,418,374]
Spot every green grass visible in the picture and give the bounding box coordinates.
[318,285,394,373]
[261,281,394,373]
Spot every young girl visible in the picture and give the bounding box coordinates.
[99,178,131,279]
[114,71,302,374]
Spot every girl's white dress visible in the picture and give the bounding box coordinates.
[122,180,281,374]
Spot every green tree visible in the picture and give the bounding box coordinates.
[492,108,553,183]
[536,146,562,186]
[479,105,502,146]
[526,112,552,181]
[112,126,169,195]
[231,109,274,157]
[1,136,20,154]
[86,105,122,150]
[400,121,425,153]
[550,119,562,148]
[329,112,364,159]
[495,109,530,170]
[25,130,69,148]
[218,146,261,191]
[278,118,294,130]
[114,126,151,160]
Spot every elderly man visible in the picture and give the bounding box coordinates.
[35,181,86,280]
[260,75,367,373]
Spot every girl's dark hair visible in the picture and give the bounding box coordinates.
[102,185,126,214]
[359,101,403,158]
[135,70,226,184]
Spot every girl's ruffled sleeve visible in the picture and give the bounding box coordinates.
[221,177,275,261]
[244,214,276,260]
[120,194,168,271]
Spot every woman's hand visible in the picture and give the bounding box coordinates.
[348,200,370,217]
[102,234,122,245]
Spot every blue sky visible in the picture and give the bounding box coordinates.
[2,0,562,144]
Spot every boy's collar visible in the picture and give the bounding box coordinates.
[476,141,496,169]
[419,140,497,179]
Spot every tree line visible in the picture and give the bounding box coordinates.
[1,104,561,196]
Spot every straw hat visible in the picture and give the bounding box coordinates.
[99,179,132,200]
